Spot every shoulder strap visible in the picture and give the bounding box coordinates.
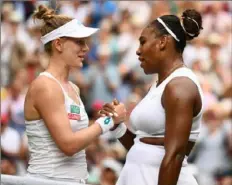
[40,72,66,94]
[69,81,80,96]
[69,81,85,107]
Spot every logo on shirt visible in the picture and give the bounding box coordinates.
[68,105,81,120]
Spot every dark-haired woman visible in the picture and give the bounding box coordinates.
[100,9,204,185]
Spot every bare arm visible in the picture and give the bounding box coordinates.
[32,78,105,156]
[158,77,199,185]
[118,130,136,150]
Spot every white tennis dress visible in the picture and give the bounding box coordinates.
[116,67,204,185]
[25,72,89,184]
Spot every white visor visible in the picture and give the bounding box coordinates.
[41,19,99,44]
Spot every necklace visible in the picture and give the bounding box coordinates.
[157,62,186,87]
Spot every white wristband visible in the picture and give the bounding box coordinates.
[96,117,114,134]
[111,122,127,139]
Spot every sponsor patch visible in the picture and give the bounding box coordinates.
[68,105,81,120]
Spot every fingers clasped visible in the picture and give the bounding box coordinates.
[99,100,126,124]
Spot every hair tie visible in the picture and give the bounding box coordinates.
[185,17,200,30]
[181,16,199,37]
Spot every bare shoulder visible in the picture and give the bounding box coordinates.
[163,77,198,104]
[28,75,64,103]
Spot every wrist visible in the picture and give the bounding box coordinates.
[96,116,114,134]
[110,122,127,139]
[110,124,120,131]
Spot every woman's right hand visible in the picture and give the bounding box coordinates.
[99,99,127,124]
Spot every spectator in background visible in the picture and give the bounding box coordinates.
[201,77,218,110]
[207,96,232,121]
[100,158,123,185]
[177,1,202,15]
[13,0,35,21]
[1,87,9,101]
[1,115,17,175]
[205,33,230,97]
[150,1,171,20]
[9,42,27,79]
[118,19,143,78]
[96,18,119,65]
[115,72,137,103]
[88,0,117,28]
[2,76,26,136]
[1,113,28,176]
[188,108,232,185]
[25,15,44,54]
[87,142,124,185]
[86,138,107,184]
[1,8,25,86]
[59,0,91,25]
[84,44,121,111]
[202,1,231,37]
[118,1,151,28]
[115,10,134,60]
[183,36,210,69]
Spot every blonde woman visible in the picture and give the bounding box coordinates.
[24,5,126,184]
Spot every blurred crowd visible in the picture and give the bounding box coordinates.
[1,1,232,185]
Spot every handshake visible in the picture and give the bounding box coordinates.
[96,99,127,138]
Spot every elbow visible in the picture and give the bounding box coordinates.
[164,150,186,165]
[62,148,76,157]
[56,135,85,156]
[174,152,185,162]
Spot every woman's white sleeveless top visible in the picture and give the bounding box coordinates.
[129,67,204,142]
[25,72,89,182]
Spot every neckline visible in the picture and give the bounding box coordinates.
[62,83,82,107]
[66,94,82,107]
[155,66,186,89]
[41,72,82,107]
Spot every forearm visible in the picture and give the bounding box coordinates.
[119,129,136,150]
[65,122,102,155]
[158,155,183,185]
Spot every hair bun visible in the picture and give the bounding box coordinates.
[33,5,55,22]
[181,9,203,41]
